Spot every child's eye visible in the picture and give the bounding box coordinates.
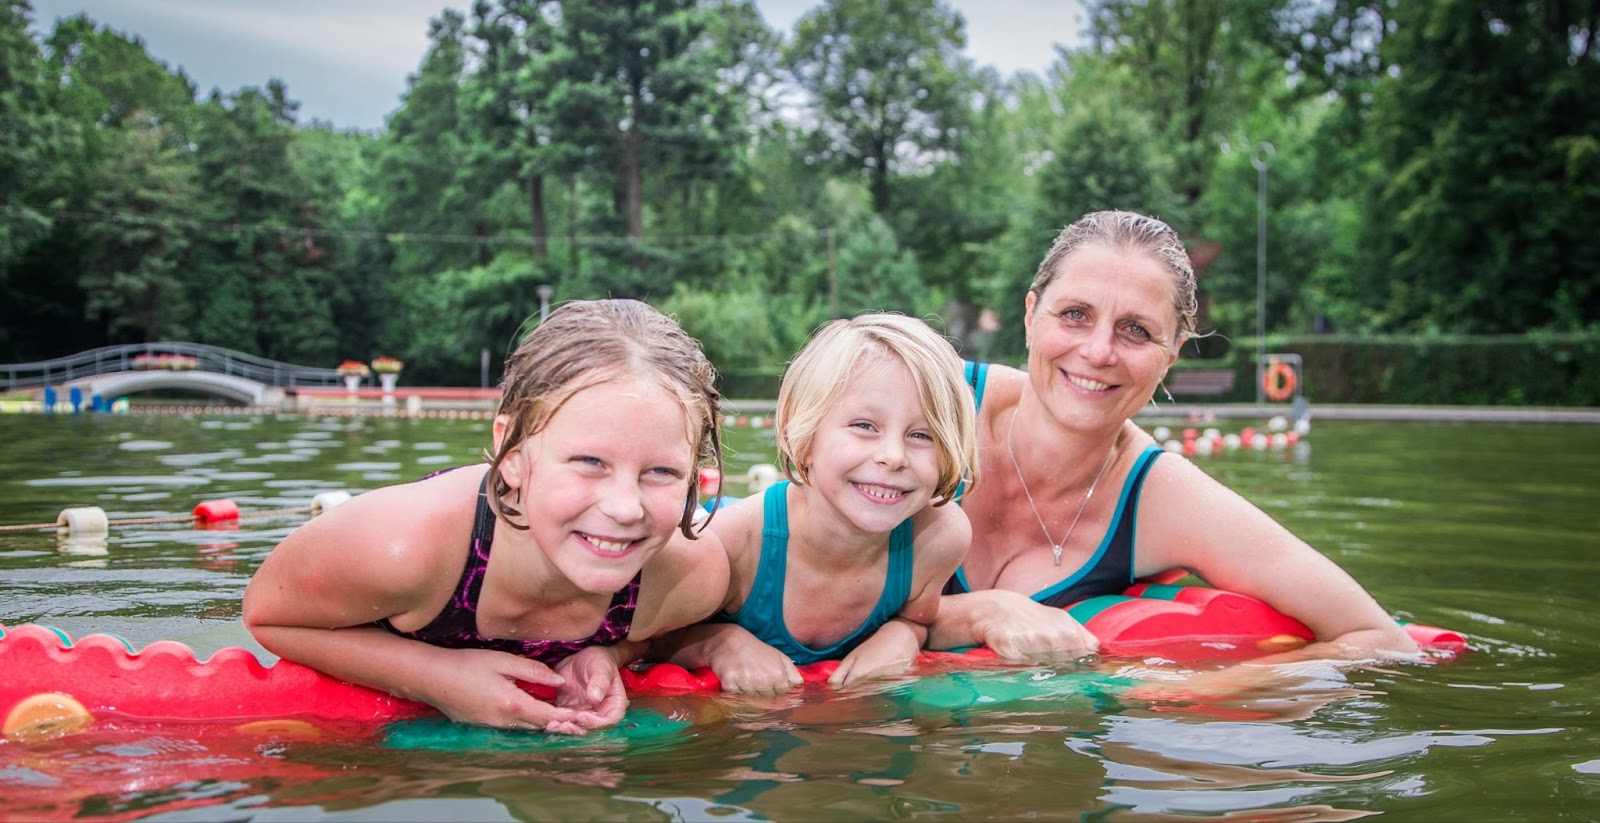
[909,430,934,442]
[851,420,878,432]
[646,466,686,481]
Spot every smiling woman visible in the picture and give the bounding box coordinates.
[930,210,1421,669]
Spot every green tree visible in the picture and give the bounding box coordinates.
[786,0,969,213]
[1363,1,1600,333]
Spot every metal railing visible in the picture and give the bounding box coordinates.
[1,343,349,392]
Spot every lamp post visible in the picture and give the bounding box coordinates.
[536,284,554,322]
[1251,142,1274,404]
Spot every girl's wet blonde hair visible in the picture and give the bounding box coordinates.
[486,298,723,537]
[774,313,978,504]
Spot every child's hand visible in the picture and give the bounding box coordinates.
[830,620,921,687]
[708,630,804,695]
[553,646,629,730]
[428,648,602,734]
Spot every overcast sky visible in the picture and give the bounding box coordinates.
[24,0,1090,132]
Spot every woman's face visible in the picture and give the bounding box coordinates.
[1022,243,1181,432]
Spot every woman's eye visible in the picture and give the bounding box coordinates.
[1125,323,1151,340]
[1060,307,1088,323]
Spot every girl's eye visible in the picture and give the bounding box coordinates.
[647,466,686,481]
[909,430,934,442]
[851,420,877,432]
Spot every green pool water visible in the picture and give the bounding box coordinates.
[1,410,1597,821]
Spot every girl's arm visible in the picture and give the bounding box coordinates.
[242,472,599,732]
[831,503,971,685]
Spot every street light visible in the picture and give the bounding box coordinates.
[1251,142,1274,404]
[536,284,554,322]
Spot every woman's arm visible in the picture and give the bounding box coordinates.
[1135,455,1419,659]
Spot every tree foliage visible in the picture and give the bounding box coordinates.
[2,0,1597,390]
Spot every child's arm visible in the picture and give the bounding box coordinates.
[242,472,601,733]
[655,621,805,694]
[829,503,971,686]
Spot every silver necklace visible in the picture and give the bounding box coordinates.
[1005,407,1119,566]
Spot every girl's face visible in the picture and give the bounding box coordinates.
[801,356,942,535]
[1023,243,1181,432]
[496,378,695,595]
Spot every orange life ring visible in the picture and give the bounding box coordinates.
[1262,361,1296,402]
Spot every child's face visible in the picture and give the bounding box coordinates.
[801,356,942,534]
[504,378,695,594]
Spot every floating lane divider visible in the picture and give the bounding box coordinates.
[0,492,357,537]
[0,586,1467,743]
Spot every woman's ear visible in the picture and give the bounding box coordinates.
[1022,291,1037,349]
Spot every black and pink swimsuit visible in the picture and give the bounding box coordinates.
[376,473,640,665]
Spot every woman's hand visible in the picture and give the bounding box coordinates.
[829,619,922,687]
[936,589,1100,661]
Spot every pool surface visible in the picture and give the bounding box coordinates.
[2,411,1598,820]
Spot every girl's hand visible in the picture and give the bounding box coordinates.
[829,621,921,687]
[429,648,602,734]
[553,646,630,730]
[708,630,804,695]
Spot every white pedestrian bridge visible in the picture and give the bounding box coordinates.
[1,343,349,408]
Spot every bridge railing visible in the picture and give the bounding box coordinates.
[1,343,349,392]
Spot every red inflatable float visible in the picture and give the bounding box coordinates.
[0,585,1466,741]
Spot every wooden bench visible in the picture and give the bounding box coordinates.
[1165,368,1236,398]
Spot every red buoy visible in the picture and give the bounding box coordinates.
[193,499,239,524]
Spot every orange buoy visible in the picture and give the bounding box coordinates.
[193,498,239,524]
[1262,360,1297,402]
[4,692,95,742]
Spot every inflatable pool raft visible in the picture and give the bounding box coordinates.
[1,584,1465,741]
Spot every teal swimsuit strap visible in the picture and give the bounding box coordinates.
[725,482,917,664]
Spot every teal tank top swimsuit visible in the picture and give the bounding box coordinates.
[943,360,1165,607]
[714,481,916,665]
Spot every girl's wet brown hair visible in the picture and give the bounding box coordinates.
[486,298,723,538]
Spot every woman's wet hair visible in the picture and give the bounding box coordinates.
[774,313,978,504]
[487,298,723,538]
[1030,210,1200,344]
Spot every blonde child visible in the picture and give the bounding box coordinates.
[659,314,979,693]
[243,299,729,734]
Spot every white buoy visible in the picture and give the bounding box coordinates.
[1251,433,1270,450]
[1223,433,1242,450]
[1267,415,1289,432]
[311,491,353,516]
[1162,439,1184,453]
[1202,427,1222,440]
[1293,417,1311,436]
[1271,432,1289,448]
[1151,426,1172,442]
[55,506,109,537]
[746,463,780,493]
